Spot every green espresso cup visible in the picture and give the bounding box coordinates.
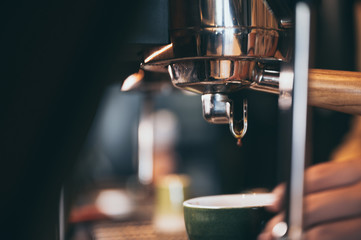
[183,193,275,240]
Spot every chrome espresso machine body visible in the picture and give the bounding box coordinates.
[142,0,293,143]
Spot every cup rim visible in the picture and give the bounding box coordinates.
[183,193,275,209]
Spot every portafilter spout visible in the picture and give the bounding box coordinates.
[202,94,248,145]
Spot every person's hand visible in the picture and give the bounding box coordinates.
[258,158,361,240]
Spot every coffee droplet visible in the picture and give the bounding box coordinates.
[237,138,242,147]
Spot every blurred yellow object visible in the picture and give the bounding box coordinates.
[153,174,191,234]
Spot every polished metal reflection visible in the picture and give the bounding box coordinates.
[141,0,292,139]
[142,0,291,95]
[202,94,231,124]
[229,98,248,139]
[167,60,281,94]
[167,60,255,94]
[201,93,248,139]
[287,3,311,239]
[170,0,281,59]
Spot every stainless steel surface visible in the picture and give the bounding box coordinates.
[140,0,293,139]
[167,59,281,95]
[249,62,281,94]
[169,0,283,59]
[167,59,254,94]
[229,98,248,139]
[202,93,248,139]
[202,94,231,124]
[287,2,311,240]
[278,63,294,110]
[142,0,291,95]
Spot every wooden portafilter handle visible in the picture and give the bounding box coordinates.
[308,69,361,115]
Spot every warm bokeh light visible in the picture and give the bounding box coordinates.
[95,189,133,219]
[121,69,144,91]
[144,43,173,63]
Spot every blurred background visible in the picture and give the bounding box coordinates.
[1,0,358,239]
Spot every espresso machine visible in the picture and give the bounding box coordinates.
[130,0,361,239]
[2,0,359,239]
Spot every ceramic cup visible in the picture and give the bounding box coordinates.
[183,193,275,240]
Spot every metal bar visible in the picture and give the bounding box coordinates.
[59,186,65,240]
[288,2,311,239]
